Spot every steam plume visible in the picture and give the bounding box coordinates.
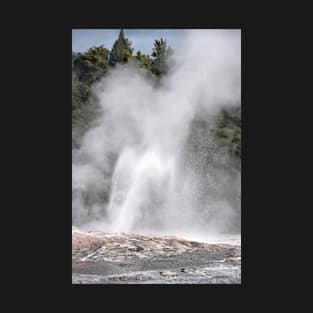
[72,29,241,241]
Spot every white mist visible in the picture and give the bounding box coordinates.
[72,29,241,243]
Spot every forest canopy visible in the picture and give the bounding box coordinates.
[72,30,241,164]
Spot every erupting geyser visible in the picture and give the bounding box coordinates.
[72,29,241,242]
[105,146,174,231]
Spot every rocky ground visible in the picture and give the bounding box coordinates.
[72,227,241,284]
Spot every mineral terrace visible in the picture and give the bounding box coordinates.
[72,227,241,284]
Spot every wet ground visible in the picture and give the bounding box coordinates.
[72,227,241,284]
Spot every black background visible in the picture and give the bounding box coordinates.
[2,2,310,309]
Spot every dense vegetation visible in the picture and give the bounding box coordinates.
[72,30,241,164]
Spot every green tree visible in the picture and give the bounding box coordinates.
[151,38,173,76]
[109,29,134,66]
[212,105,241,159]
[72,46,109,133]
[136,50,152,71]
[73,45,110,85]
[136,50,142,60]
